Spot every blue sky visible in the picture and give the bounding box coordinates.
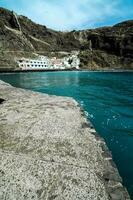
[0,0,133,30]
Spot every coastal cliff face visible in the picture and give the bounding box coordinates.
[0,7,133,70]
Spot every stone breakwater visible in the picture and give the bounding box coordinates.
[0,80,130,200]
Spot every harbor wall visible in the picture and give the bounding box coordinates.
[0,80,130,200]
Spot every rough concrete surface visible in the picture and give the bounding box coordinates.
[0,80,130,200]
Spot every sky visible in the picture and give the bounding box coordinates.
[0,0,133,31]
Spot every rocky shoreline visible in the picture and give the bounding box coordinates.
[0,80,130,199]
[0,68,77,73]
[0,69,133,73]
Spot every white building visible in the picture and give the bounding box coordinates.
[17,56,50,70]
[50,57,65,69]
[16,54,80,70]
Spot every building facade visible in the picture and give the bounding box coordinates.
[17,56,49,70]
[17,54,80,70]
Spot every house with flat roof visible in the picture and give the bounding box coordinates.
[17,56,49,70]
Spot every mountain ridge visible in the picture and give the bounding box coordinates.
[0,7,133,70]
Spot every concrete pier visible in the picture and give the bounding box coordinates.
[0,80,130,200]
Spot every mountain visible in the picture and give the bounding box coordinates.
[0,7,133,70]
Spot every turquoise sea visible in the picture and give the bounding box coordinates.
[0,71,133,198]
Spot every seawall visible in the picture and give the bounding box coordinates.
[0,80,130,200]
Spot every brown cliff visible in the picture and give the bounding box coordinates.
[0,7,133,70]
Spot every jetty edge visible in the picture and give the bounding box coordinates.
[0,80,130,200]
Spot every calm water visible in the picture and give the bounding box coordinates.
[0,71,133,198]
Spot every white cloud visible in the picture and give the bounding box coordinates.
[7,0,132,30]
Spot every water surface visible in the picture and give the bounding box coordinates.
[0,71,133,198]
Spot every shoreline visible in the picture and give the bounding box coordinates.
[0,80,130,199]
[0,68,133,74]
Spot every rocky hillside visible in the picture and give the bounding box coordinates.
[0,7,133,70]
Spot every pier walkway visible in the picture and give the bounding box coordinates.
[0,81,130,200]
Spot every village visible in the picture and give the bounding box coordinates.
[16,52,80,71]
